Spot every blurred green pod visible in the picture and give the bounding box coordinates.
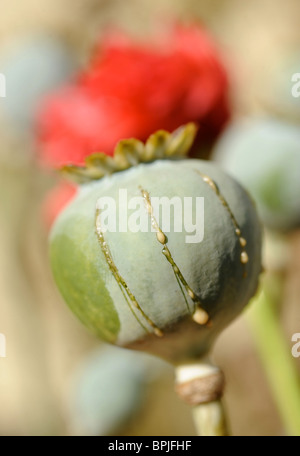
[68,346,167,435]
[213,118,300,231]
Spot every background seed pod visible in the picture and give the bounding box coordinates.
[212,118,300,232]
[0,35,76,133]
[50,159,262,363]
[258,53,300,124]
[67,345,168,436]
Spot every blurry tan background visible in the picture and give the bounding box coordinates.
[0,0,300,436]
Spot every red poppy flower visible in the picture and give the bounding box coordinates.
[37,24,230,168]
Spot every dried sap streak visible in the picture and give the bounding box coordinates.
[197,172,249,278]
[95,208,163,337]
[140,187,210,326]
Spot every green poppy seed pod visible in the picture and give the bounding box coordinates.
[50,125,262,364]
[69,346,166,435]
[213,118,300,231]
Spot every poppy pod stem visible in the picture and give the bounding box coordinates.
[248,274,300,436]
[175,361,228,436]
